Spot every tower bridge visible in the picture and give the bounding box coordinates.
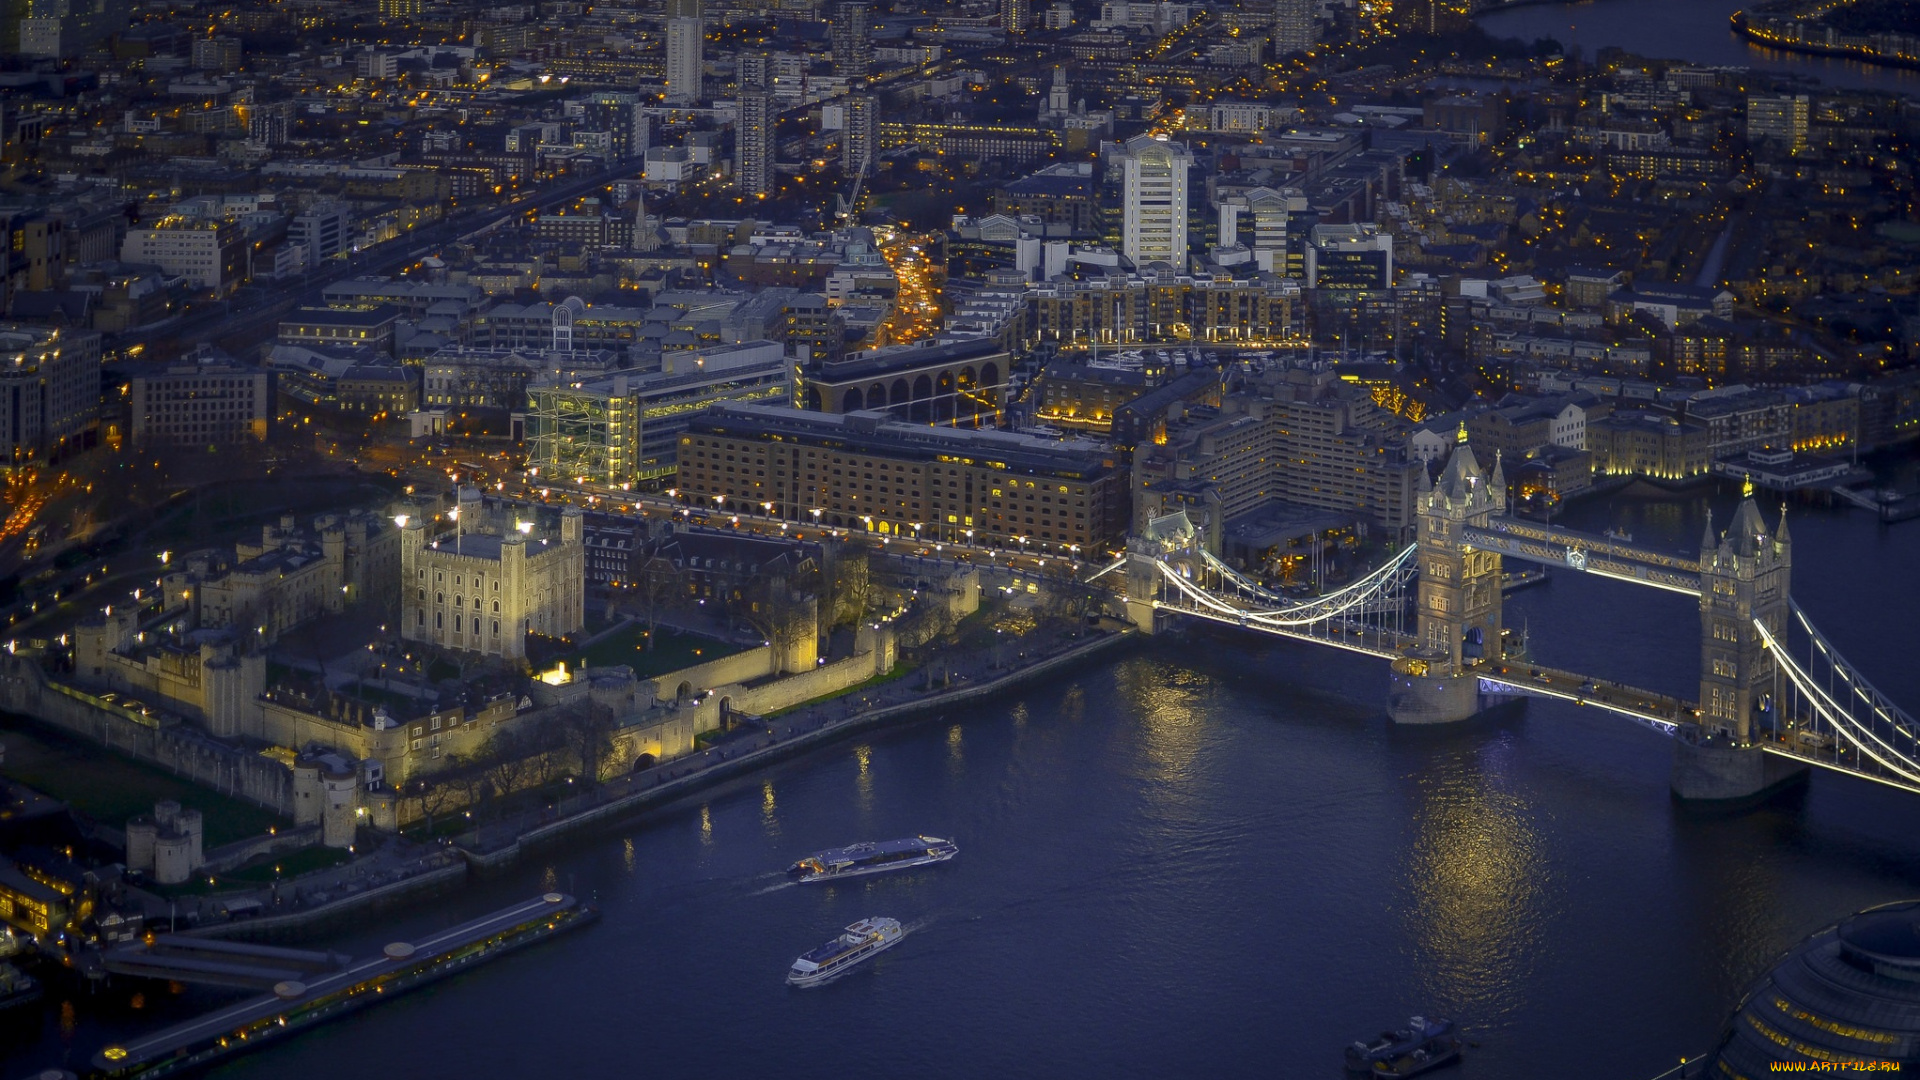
[1098,427,1920,801]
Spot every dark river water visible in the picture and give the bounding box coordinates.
[1478,0,1920,94]
[8,486,1920,1079]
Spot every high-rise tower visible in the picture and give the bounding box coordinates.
[737,61,776,196]
[842,93,877,176]
[1120,135,1191,271]
[831,1,870,79]
[1270,0,1316,55]
[665,0,704,104]
[1001,0,1030,34]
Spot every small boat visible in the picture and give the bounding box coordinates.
[787,836,957,883]
[1370,1032,1462,1077]
[786,917,905,988]
[1345,1017,1454,1072]
[0,962,43,1014]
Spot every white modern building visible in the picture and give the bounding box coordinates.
[1120,135,1191,271]
[120,218,247,295]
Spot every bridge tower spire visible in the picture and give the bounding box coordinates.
[1388,439,1506,723]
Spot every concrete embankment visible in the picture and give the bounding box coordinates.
[458,630,1137,874]
[182,857,469,942]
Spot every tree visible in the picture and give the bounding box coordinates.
[405,768,465,836]
[481,726,542,797]
[631,553,684,652]
[826,546,872,627]
[739,573,818,672]
[555,703,619,783]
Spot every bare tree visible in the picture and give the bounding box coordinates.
[406,770,465,836]
[481,726,541,797]
[555,703,619,783]
[739,574,818,672]
[632,554,683,652]
[826,546,871,627]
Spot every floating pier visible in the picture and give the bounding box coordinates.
[91,893,598,1078]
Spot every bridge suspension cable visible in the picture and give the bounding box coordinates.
[1153,544,1418,627]
[1756,613,1920,792]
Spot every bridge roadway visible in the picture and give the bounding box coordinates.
[1461,518,1704,595]
[1475,661,1694,732]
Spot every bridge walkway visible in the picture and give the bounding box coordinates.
[1476,661,1694,732]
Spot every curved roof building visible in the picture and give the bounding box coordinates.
[1706,901,1920,1076]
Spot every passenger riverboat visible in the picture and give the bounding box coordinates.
[786,917,904,987]
[787,836,957,882]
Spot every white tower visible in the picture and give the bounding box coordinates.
[1121,134,1191,271]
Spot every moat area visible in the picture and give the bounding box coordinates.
[10,492,1920,1079]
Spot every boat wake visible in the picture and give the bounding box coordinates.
[752,879,797,896]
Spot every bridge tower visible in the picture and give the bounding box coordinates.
[1122,510,1200,633]
[1388,427,1507,723]
[1674,482,1807,799]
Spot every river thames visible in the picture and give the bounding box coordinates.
[10,489,1920,1079]
[1478,0,1920,94]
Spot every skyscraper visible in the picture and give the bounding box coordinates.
[1121,135,1191,271]
[1746,93,1809,150]
[1001,0,1030,34]
[737,62,776,196]
[1270,0,1316,55]
[831,1,869,80]
[665,0,704,104]
[842,93,877,176]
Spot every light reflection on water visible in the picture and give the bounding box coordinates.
[1401,737,1554,1028]
[854,744,874,811]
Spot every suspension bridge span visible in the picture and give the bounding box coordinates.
[1089,429,1920,801]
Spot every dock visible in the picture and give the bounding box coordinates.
[100,938,348,991]
[91,893,598,1078]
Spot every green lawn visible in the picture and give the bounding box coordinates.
[567,626,749,679]
[0,717,287,846]
[221,845,354,884]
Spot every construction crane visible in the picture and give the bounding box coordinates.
[835,156,869,225]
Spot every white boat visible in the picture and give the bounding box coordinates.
[786,917,905,987]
